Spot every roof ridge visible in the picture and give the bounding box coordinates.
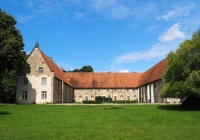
[39,49,72,86]
[138,58,167,86]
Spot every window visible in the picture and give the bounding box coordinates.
[41,91,47,99]
[41,78,47,85]
[81,89,84,93]
[133,89,135,92]
[107,89,109,92]
[22,91,27,99]
[114,89,116,92]
[98,89,101,92]
[22,78,28,85]
[127,96,130,101]
[85,96,88,101]
[126,89,129,92]
[114,96,117,101]
[38,67,43,73]
[90,89,93,92]
[26,67,31,74]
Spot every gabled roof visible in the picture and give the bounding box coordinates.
[64,72,143,88]
[39,49,72,86]
[138,58,167,86]
[34,45,167,88]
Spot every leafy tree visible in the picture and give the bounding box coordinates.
[161,29,200,99]
[67,65,94,72]
[0,9,26,102]
[80,65,93,72]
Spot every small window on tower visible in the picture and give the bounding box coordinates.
[41,78,47,85]
[39,67,43,73]
[22,78,28,85]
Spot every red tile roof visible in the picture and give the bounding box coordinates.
[39,50,72,86]
[138,58,167,86]
[38,47,167,88]
[64,72,143,88]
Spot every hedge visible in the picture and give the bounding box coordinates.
[82,100,103,104]
[113,100,137,104]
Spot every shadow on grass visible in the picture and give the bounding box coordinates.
[0,111,12,115]
[158,104,200,111]
[158,105,183,111]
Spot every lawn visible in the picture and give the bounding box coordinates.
[0,104,200,140]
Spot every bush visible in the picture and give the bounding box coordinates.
[82,100,103,104]
[95,96,112,102]
[113,100,137,104]
[95,96,103,101]
[181,95,200,110]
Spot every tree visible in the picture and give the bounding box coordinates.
[67,65,94,72]
[80,65,93,72]
[161,29,200,100]
[0,9,26,102]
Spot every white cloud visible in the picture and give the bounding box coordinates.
[114,43,169,63]
[157,3,194,21]
[119,70,129,73]
[158,11,176,21]
[159,23,185,42]
[90,0,116,9]
[89,0,131,19]
[111,22,189,68]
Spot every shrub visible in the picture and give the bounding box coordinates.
[95,96,103,101]
[113,100,137,104]
[82,100,103,104]
[95,96,112,102]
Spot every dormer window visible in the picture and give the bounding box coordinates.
[39,67,43,73]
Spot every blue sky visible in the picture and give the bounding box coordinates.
[1,0,200,72]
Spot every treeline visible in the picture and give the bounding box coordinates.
[63,65,93,72]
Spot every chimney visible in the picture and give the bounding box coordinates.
[49,57,52,60]
[35,42,39,48]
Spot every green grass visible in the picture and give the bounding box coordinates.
[0,104,200,140]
